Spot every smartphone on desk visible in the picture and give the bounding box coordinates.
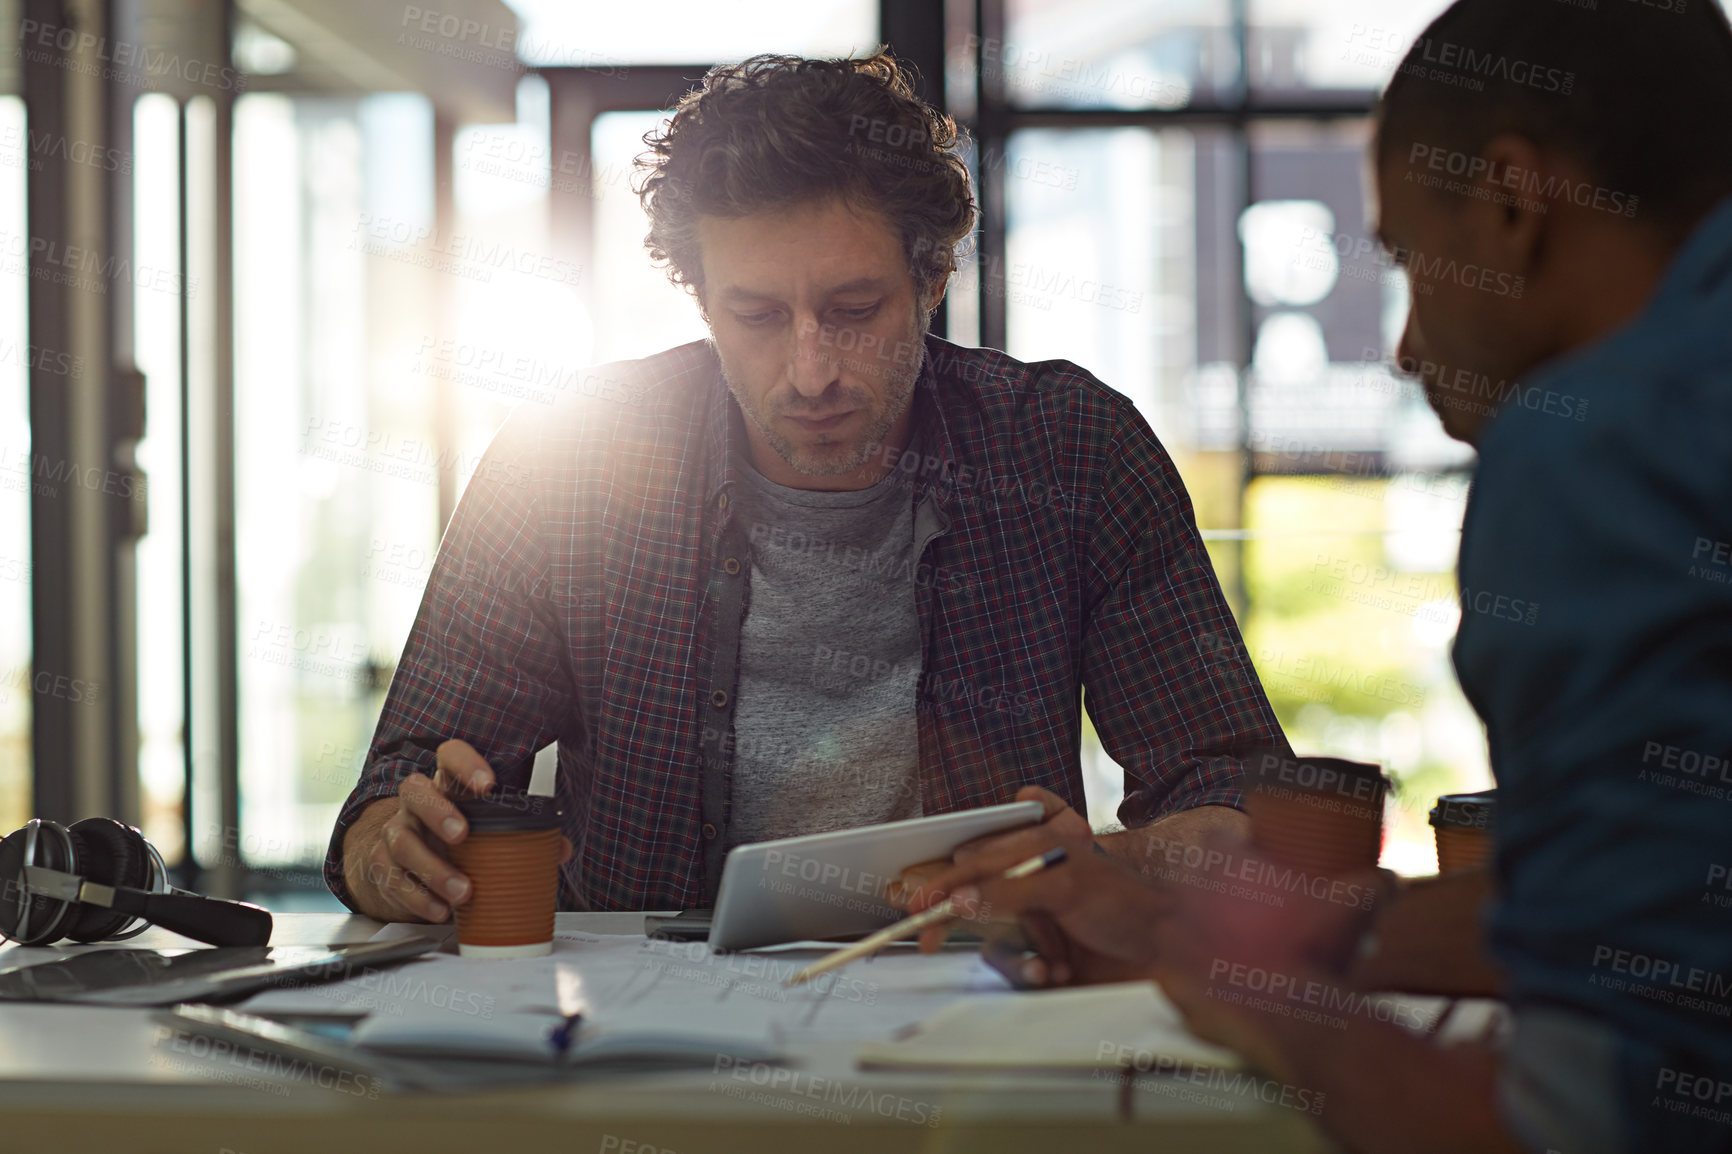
[644,909,713,942]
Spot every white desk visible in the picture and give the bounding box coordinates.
[0,913,1340,1153]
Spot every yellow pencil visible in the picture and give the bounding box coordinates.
[784,846,1068,986]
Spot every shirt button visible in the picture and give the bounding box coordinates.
[717,492,730,510]
[702,823,718,840]
[710,689,729,708]
[723,557,741,575]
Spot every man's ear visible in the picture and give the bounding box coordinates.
[1474,133,1550,276]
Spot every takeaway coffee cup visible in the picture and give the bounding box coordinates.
[1429,790,1497,874]
[448,790,562,959]
[1243,752,1389,875]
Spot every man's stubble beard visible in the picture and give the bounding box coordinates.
[720,310,929,478]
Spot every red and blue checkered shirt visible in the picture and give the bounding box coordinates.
[324,335,1287,912]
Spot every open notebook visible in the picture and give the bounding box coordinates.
[349,1008,782,1066]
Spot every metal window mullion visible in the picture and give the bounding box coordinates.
[1002,102,1377,130]
[880,0,950,334]
[178,98,197,888]
[1229,0,1256,615]
[180,84,237,893]
[974,0,1007,351]
[211,86,239,899]
[22,0,75,823]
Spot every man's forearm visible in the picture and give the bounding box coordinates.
[1095,804,1249,881]
[1350,869,1505,996]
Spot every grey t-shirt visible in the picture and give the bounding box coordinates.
[725,454,926,849]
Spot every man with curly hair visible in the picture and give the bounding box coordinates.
[327,53,1287,922]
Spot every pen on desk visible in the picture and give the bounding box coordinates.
[785,846,1068,987]
[549,1010,583,1056]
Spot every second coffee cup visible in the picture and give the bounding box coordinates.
[1244,751,1389,875]
[1429,789,1497,874]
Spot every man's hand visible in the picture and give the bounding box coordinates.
[951,785,1100,868]
[341,739,571,923]
[886,785,1096,911]
[889,788,1175,987]
[886,790,1263,987]
[1146,831,1386,1079]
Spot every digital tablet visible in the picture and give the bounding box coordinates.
[708,800,1044,951]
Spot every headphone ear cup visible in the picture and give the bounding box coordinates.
[63,818,150,942]
[0,819,76,946]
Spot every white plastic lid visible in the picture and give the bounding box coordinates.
[457,940,553,959]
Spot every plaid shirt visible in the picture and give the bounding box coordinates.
[324,335,1287,912]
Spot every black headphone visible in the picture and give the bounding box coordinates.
[0,817,272,948]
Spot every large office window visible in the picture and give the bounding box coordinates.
[991,125,1201,825]
[587,110,708,363]
[230,93,445,874]
[505,0,877,65]
[1000,0,1234,108]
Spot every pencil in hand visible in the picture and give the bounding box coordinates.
[784,846,1068,987]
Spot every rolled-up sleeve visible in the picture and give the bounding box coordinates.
[1079,408,1289,827]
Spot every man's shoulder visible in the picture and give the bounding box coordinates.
[1476,289,1731,495]
[925,336,1139,448]
[477,340,721,503]
[499,339,719,450]
[923,337,1188,525]
[549,339,720,421]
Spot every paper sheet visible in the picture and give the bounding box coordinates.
[368,922,455,947]
[237,930,1010,1050]
[856,981,1242,1071]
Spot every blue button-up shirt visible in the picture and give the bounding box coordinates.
[1454,196,1732,1141]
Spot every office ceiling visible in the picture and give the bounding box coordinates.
[236,0,522,120]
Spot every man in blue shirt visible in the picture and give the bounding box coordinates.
[897,2,1732,1150]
